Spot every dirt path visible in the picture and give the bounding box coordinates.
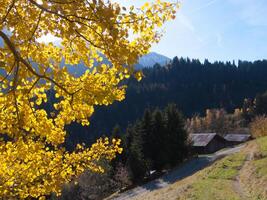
[232,153,254,200]
[233,175,247,200]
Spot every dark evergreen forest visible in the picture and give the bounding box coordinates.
[65,57,267,147]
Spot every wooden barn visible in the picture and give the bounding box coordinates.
[224,134,251,146]
[190,133,226,154]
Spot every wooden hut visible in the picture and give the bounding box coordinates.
[190,133,226,154]
[224,134,251,146]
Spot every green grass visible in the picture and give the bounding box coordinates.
[185,179,241,200]
[207,153,246,180]
[179,153,246,200]
[254,157,267,177]
[257,136,267,156]
[253,136,267,179]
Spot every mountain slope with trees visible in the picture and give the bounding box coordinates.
[66,57,267,145]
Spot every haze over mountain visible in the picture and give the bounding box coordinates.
[138,52,171,68]
[64,52,171,70]
[65,52,169,76]
[1,36,169,69]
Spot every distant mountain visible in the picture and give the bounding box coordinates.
[65,52,170,76]
[138,52,171,68]
[0,39,169,76]
[1,35,170,68]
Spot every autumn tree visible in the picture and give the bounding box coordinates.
[186,108,248,135]
[0,0,177,199]
[250,116,267,138]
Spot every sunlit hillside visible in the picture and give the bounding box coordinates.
[125,137,267,200]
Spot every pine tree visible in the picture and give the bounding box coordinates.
[255,91,267,116]
[141,109,154,169]
[151,109,167,170]
[125,122,148,182]
[164,104,189,166]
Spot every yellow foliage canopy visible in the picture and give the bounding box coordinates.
[0,0,177,199]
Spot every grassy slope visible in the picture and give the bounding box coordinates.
[131,137,267,200]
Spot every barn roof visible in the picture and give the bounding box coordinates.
[190,133,218,147]
[224,134,251,142]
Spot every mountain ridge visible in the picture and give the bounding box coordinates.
[138,52,171,68]
[65,52,169,76]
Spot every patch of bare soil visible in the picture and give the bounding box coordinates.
[233,156,251,200]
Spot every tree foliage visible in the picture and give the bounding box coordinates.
[122,104,189,181]
[255,91,267,116]
[0,0,177,198]
[186,108,245,135]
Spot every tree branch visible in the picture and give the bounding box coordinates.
[0,60,16,84]
[1,0,16,24]
[28,10,43,42]
[28,0,95,23]
[0,30,73,95]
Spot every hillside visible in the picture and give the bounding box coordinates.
[66,57,267,147]
[116,137,267,200]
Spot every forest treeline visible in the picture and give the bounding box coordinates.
[65,57,267,147]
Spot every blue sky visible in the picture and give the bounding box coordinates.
[114,0,267,62]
